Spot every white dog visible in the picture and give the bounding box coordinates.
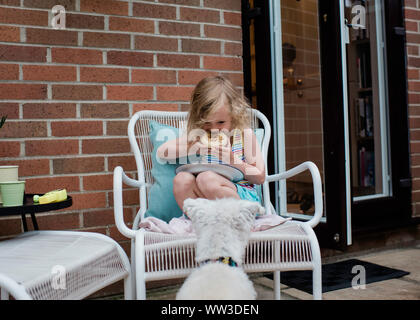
[176,197,265,300]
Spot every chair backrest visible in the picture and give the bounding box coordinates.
[128,109,272,223]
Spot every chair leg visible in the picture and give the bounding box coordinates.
[123,274,133,300]
[135,231,146,300]
[312,264,322,300]
[130,238,137,299]
[274,271,281,300]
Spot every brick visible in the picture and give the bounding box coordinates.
[159,21,200,37]
[405,8,420,20]
[36,213,80,230]
[404,0,418,8]
[24,176,80,194]
[81,103,129,118]
[82,138,130,154]
[106,85,154,101]
[159,0,200,5]
[131,69,176,84]
[109,17,154,33]
[83,209,115,227]
[80,0,128,16]
[0,7,47,26]
[157,54,200,68]
[80,67,129,83]
[26,139,79,156]
[51,121,103,137]
[107,155,137,172]
[83,174,113,191]
[107,51,154,67]
[409,93,420,104]
[409,81,420,92]
[0,103,19,119]
[0,141,20,157]
[23,0,76,10]
[178,70,218,85]
[0,84,47,100]
[224,42,242,56]
[106,120,128,136]
[0,159,50,176]
[182,39,221,54]
[406,33,420,44]
[52,48,103,65]
[0,26,20,42]
[204,0,241,11]
[180,7,220,23]
[405,20,419,32]
[53,157,104,174]
[133,3,176,19]
[408,69,419,80]
[203,56,242,71]
[0,218,22,237]
[69,191,107,210]
[23,65,76,81]
[0,45,46,62]
[66,13,104,30]
[0,64,19,80]
[23,103,76,119]
[132,103,179,113]
[223,11,241,25]
[52,85,102,100]
[205,25,242,41]
[156,86,194,101]
[83,32,130,49]
[135,35,178,52]
[0,0,20,6]
[26,28,78,46]
[408,57,420,68]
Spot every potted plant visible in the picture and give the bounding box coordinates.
[0,116,23,205]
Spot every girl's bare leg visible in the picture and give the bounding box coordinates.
[195,171,240,199]
[173,172,205,211]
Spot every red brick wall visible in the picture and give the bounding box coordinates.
[0,0,243,246]
[405,0,420,218]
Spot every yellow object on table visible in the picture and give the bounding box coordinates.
[38,189,67,204]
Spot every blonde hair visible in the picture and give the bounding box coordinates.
[187,75,252,133]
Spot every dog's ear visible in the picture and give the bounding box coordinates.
[183,198,208,220]
[241,201,265,220]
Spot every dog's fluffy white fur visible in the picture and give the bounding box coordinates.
[176,197,265,300]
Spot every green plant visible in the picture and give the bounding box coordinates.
[0,116,6,129]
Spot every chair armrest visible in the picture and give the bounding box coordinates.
[266,161,323,228]
[113,166,143,239]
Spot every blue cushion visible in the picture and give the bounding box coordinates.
[144,121,183,222]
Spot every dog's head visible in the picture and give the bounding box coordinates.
[183,198,265,263]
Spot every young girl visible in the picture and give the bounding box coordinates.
[157,75,265,212]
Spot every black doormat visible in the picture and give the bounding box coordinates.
[266,259,410,294]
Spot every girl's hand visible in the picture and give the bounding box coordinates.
[208,141,235,164]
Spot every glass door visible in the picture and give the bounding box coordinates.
[270,0,326,222]
[343,0,392,201]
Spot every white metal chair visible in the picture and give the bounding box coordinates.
[0,230,132,300]
[113,109,323,300]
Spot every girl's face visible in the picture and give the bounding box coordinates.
[201,103,232,132]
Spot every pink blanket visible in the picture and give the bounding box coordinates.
[139,214,291,235]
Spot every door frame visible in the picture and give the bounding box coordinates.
[241,0,413,250]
